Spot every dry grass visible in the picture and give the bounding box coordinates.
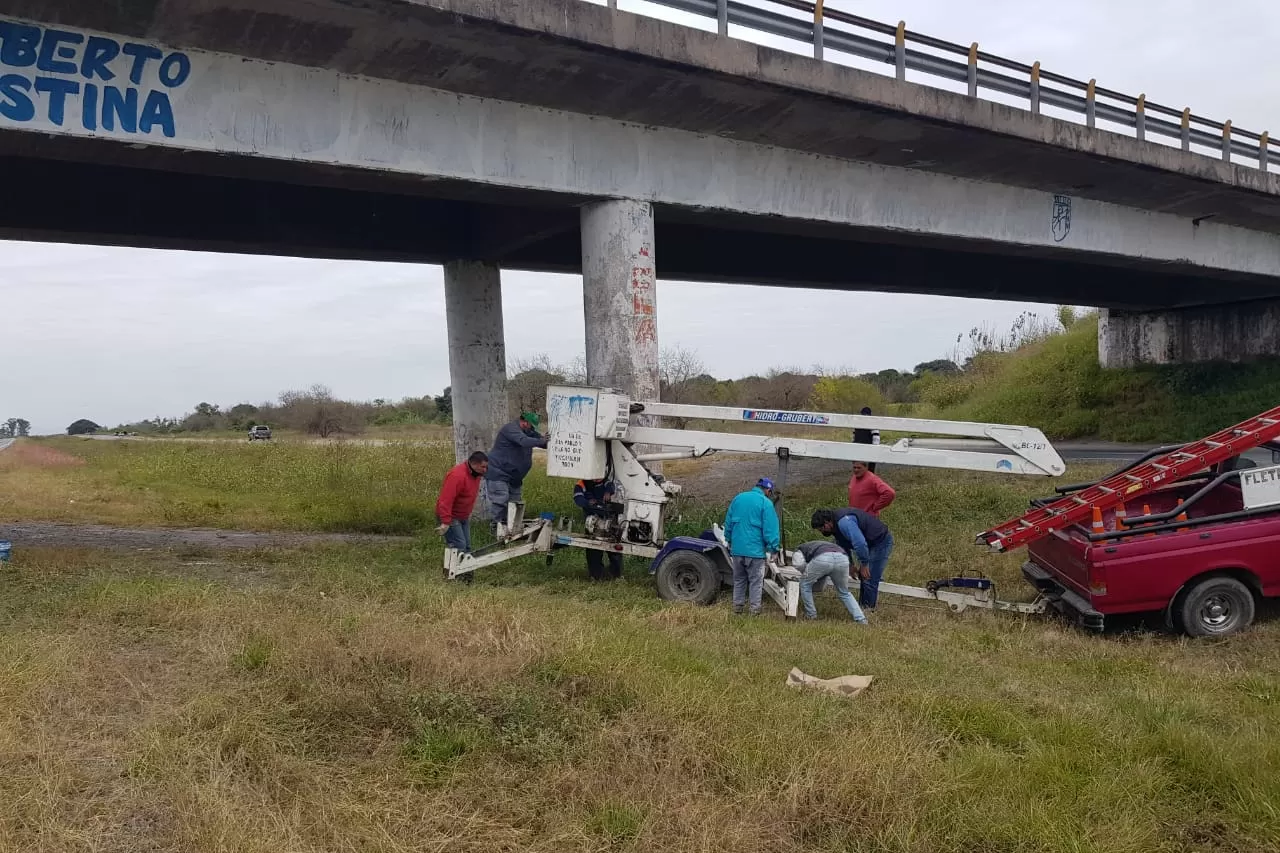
[0,441,85,471]
[0,438,451,534]
[5,442,1280,850]
[4,537,1280,852]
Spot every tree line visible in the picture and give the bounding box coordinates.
[0,417,31,438]
[86,308,1083,436]
[107,385,453,437]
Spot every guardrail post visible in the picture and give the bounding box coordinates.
[1181,108,1191,152]
[1262,132,1271,172]
[813,0,824,60]
[1029,61,1040,116]
[895,21,906,81]
[717,0,728,36]
[1085,79,1096,129]
[1135,94,1146,142]
[967,43,978,97]
[1223,120,1232,163]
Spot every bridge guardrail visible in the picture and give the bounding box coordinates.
[600,0,1274,174]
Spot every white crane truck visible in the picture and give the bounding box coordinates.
[444,386,1066,618]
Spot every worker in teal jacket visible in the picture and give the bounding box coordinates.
[723,478,781,615]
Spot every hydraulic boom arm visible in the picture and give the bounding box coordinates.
[626,400,1065,477]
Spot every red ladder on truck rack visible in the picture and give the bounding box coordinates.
[977,405,1280,552]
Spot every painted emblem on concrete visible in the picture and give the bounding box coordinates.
[1051,194,1072,242]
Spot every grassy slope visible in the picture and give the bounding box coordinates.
[928,316,1280,442]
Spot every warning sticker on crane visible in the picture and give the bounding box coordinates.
[742,410,830,425]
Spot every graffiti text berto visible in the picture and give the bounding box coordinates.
[0,21,191,137]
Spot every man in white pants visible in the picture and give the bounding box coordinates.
[792,540,868,623]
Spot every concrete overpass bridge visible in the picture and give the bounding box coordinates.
[3,0,1279,457]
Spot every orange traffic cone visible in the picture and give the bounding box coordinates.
[1176,499,1189,532]
[1091,506,1106,535]
[1114,503,1128,528]
[1142,504,1156,538]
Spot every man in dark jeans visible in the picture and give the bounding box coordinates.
[574,478,624,581]
[811,507,895,609]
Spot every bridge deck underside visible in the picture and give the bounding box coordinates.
[0,134,1265,312]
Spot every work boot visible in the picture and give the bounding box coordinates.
[733,605,745,615]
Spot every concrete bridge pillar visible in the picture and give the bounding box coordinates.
[444,260,509,462]
[581,199,660,402]
[1098,300,1280,368]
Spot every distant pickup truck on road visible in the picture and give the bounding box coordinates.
[248,425,272,441]
[1023,449,1280,637]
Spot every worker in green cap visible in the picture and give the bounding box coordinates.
[482,411,548,528]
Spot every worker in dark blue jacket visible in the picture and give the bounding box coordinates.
[483,412,548,527]
[574,478,623,581]
[811,507,895,609]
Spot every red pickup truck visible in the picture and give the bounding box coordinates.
[1022,455,1280,637]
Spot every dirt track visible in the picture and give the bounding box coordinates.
[0,521,411,552]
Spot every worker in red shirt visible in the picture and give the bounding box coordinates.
[847,461,895,516]
[436,451,489,553]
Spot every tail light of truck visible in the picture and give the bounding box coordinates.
[1088,561,1107,597]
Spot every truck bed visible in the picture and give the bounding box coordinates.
[1023,479,1280,629]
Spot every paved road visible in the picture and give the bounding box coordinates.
[1056,442,1276,467]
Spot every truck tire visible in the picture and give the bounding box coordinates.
[1177,576,1255,637]
[655,551,719,606]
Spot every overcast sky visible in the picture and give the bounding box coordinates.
[3,0,1278,435]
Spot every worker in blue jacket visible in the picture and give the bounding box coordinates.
[574,478,623,581]
[723,478,781,615]
[811,507,895,609]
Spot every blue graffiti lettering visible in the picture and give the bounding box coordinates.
[80,36,118,81]
[0,22,38,67]
[103,85,136,132]
[157,52,190,88]
[0,73,33,121]
[121,42,162,85]
[0,21,190,138]
[34,75,77,125]
[138,89,174,136]
[35,28,82,75]
[80,80,97,129]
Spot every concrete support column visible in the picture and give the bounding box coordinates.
[1099,300,1280,368]
[581,199,660,403]
[444,260,508,462]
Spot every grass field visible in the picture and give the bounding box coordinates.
[4,439,1280,851]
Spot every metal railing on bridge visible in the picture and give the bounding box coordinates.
[598,0,1275,174]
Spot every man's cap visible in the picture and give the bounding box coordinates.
[756,477,775,491]
[520,411,540,428]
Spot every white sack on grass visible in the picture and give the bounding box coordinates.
[786,667,873,699]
